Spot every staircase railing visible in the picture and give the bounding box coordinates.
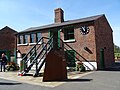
[34,36,53,76]
[21,36,53,75]
[59,39,96,70]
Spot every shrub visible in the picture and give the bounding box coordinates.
[6,62,19,71]
[76,62,86,72]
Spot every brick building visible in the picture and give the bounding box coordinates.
[17,8,114,72]
[0,26,17,62]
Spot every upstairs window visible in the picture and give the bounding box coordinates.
[30,34,35,43]
[24,35,28,44]
[36,33,41,42]
[64,27,75,40]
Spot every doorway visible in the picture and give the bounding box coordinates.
[65,50,76,67]
[49,30,60,48]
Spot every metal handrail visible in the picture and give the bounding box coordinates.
[22,35,53,74]
[33,36,53,76]
[24,42,44,64]
[21,37,44,62]
[59,38,96,70]
[32,35,53,62]
[22,37,49,62]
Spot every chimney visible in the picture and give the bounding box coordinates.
[54,8,64,23]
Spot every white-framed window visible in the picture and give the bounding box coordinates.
[64,27,75,40]
[19,35,23,44]
[36,33,41,42]
[17,35,28,46]
[30,34,35,43]
[24,35,28,44]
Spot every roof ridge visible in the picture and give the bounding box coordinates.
[65,14,104,22]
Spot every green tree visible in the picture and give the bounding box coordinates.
[114,44,120,53]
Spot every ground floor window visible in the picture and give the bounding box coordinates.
[24,35,28,44]
[18,35,23,44]
[65,50,76,67]
[36,33,41,42]
[30,34,35,43]
[18,32,42,44]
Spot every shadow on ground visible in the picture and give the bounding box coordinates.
[0,82,22,85]
[23,73,43,77]
[104,61,120,71]
[44,79,93,82]
[62,79,93,82]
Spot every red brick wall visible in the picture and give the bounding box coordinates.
[0,27,17,55]
[17,31,49,54]
[17,16,114,69]
[60,22,97,62]
[94,15,114,69]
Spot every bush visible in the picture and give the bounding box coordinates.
[76,62,86,72]
[6,62,19,71]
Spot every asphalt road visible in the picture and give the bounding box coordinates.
[0,71,120,90]
[0,78,50,90]
[54,71,120,90]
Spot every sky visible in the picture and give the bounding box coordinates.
[0,0,120,46]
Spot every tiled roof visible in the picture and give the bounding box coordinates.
[18,14,104,34]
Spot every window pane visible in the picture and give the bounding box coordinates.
[69,34,74,40]
[64,27,74,40]
[69,28,74,34]
[64,30,68,40]
[19,35,23,44]
[24,35,28,43]
[30,34,35,43]
[36,33,41,42]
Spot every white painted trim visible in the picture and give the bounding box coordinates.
[82,62,97,70]
[29,43,36,45]
[29,42,42,45]
[17,43,28,46]
[38,41,42,44]
[63,39,76,43]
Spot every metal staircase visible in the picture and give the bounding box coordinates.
[20,35,95,77]
[20,36,53,76]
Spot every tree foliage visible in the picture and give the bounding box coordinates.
[114,45,120,53]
